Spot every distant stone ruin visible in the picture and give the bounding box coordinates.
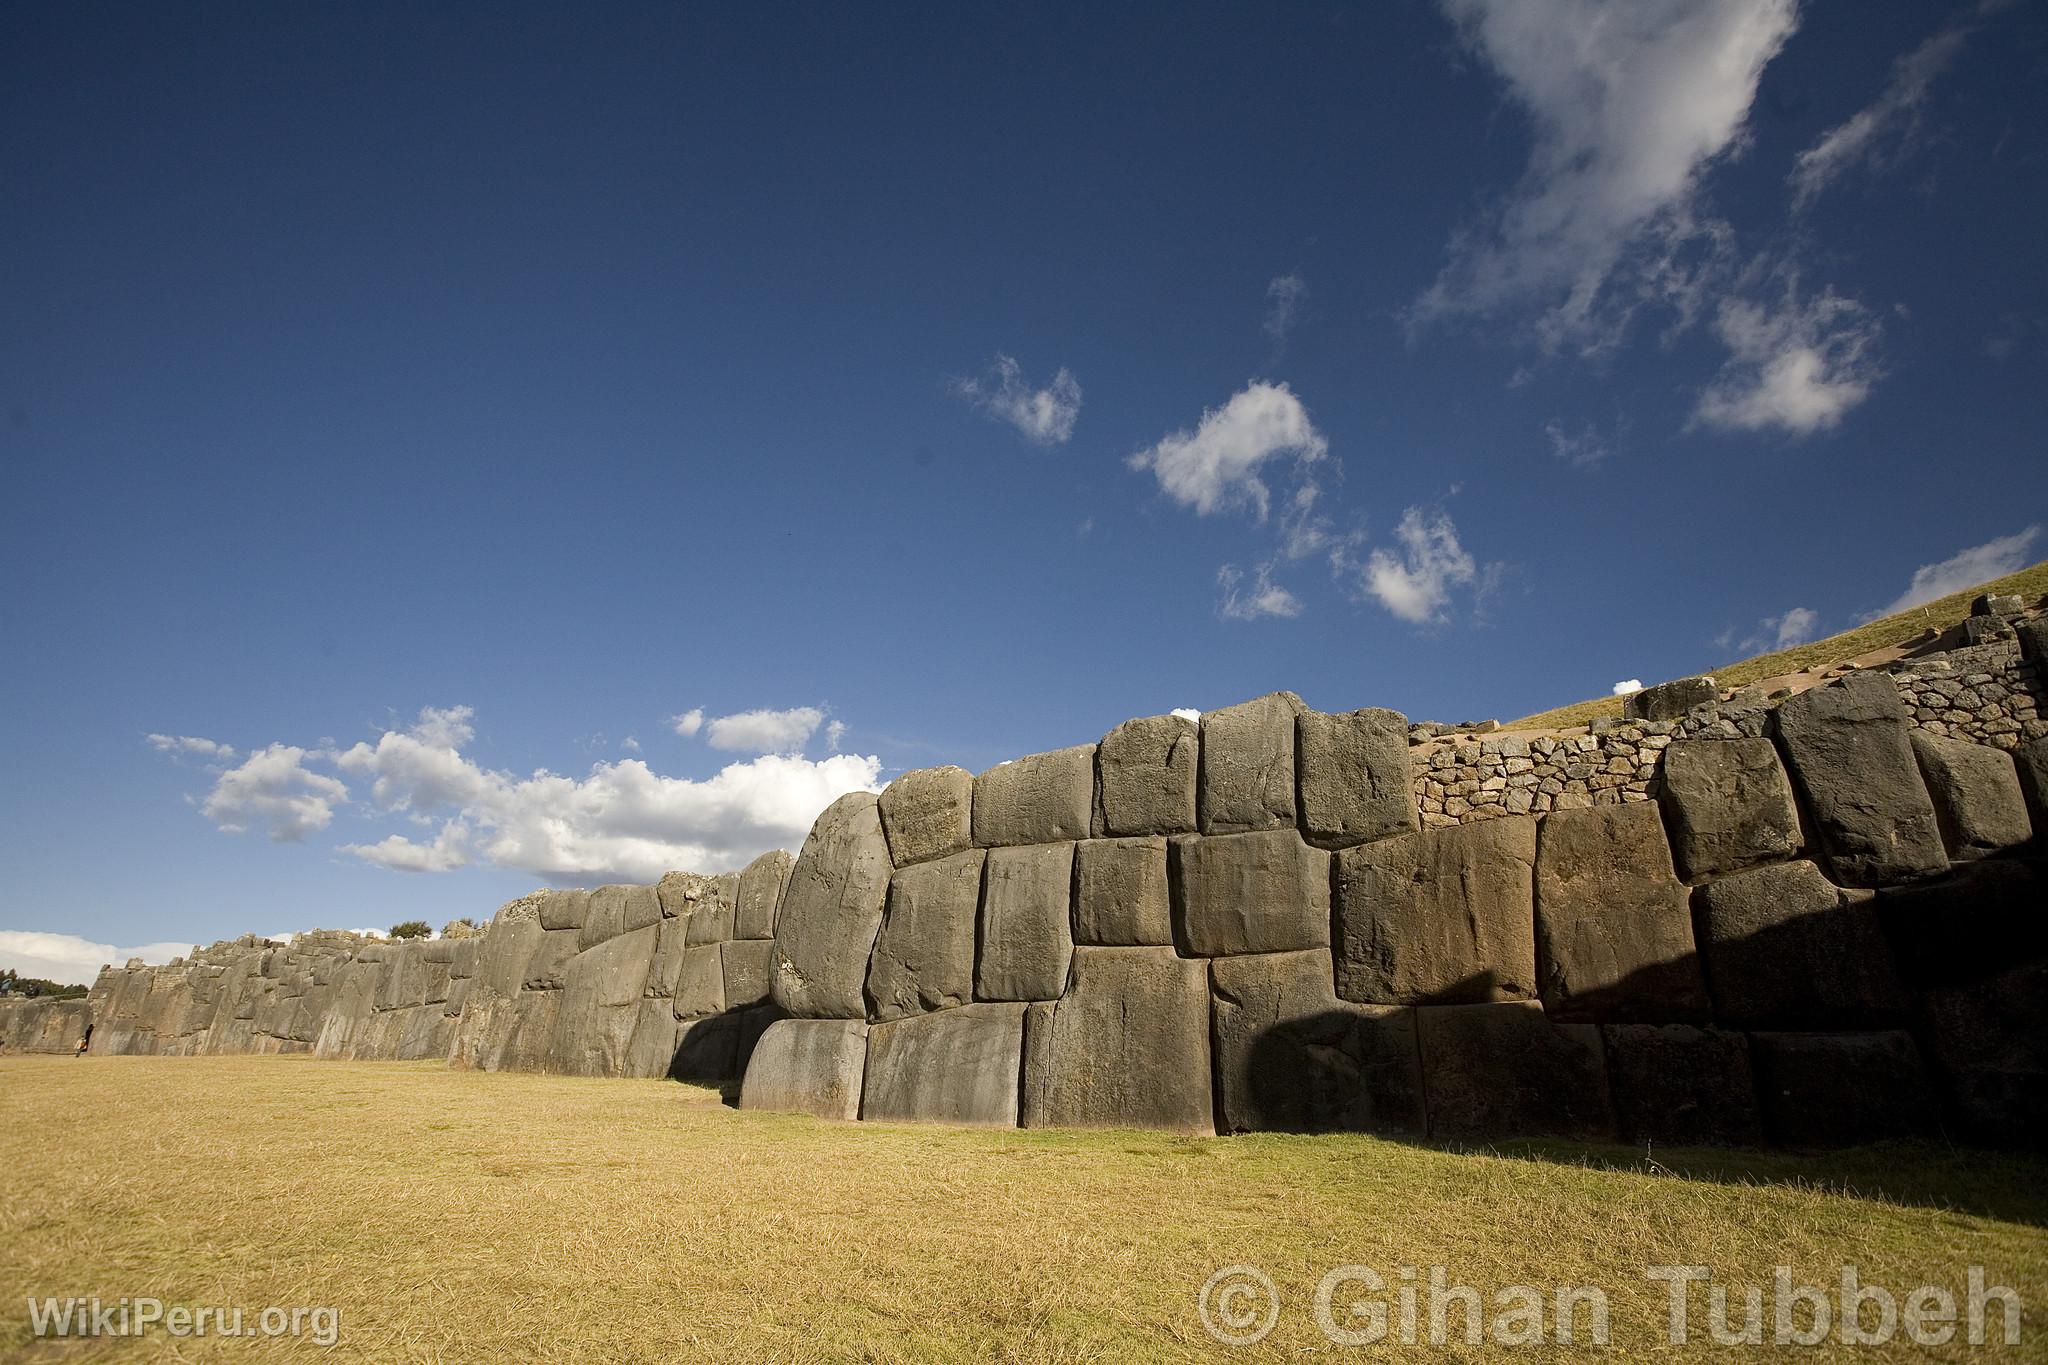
[7,605,2044,1150]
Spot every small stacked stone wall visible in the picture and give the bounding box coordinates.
[1890,634,2045,751]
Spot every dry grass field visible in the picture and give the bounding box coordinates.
[2,1056,2043,1362]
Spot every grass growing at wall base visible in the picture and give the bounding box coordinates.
[2,1056,2043,1361]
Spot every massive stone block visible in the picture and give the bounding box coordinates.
[673,1005,779,1084]
[644,919,688,999]
[2015,737,2048,835]
[1692,861,1907,1028]
[972,746,1093,847]
[1171,828,1331,957]
[1657,739,1802,881]
[1877,859,2048,990]
[1334,816,1536,1005]
[578,884,660,951]
[1601,1024,1761,1147]
[771,792,893,1019]
[878,765,974,866]
[1749,1031,1936,1147]
[549,924,658,1076]
[1416,1002,1613,1141]
[1910,732,2032,860]
[683,873,740,947]
[735,849,795,941]
[1772,672,1948,886]
[975,843,1075,1001]
[861,1003,1026,1126]
[1534,803,1708,1022]
[1920,963,2048,1145]
[1624,675,1719,722]
[537,890,590,932]
[1209,950,1424,1134]
[522,928,580,992]
[1072,836,1173,946]
[623,998,682,1078]
[740,1018,869,1120]
[1199,692,1303,834]
[721,939,775,1009]
[1095,714,1198,837]
[1022,947,1212,1133]
[674,944,727,1019]
[865,849,983,1021]
[1297,706,1416,849]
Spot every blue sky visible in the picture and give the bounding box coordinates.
[4,0,2045,979]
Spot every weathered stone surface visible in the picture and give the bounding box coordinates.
[2015,737,2048,835]
[976,843,1075,1001]
[1910,731,2032,859]
[579,884,658,951]
[537,889,590,932]
[622,998,682,1078]
[878,765,974,866]
[1921,963,2048,1145]
[1072,837,1173,946]
[972,747,1093,847]
[1657,739,1802,881]
[674,944,727,1019]
[683,874,740,947]
[1022,947,1212,1133]
[644,918,688,999]
[1209,950,1424,1134]
[1416,1002,1613,1141]
[1624,675,1717,722]
[1749,1031,1936,1147]
[1772,672,1949,886]
[671,1004,779,1084]
[1601,1024,1761,1146]
[1199,692,1303,834]
[721,939,775,1009]
[549,925,659,1076]
[861,1003,1026,1126]
[771,792,893,1019]
[1334,816,1536,1005]
[1534,803,1708,1021]
[865,849,983,1021]
[521,928,580,992]
[1693,861,1907,1027]
[1171,828,1331,956]
[735,849,795,940]
[740,1018,869,1120]
[1095,714,1198,837]
[1297,706,1416,848]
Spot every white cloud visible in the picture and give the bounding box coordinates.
[1217,562,1304,621]
[824,719,847,752]
[620,736,641,753]
[950,354,1082,446]
[1411,0,1799,353]
[332,707,493,813]
[1543,419,1613,468]
[145,734,236,761]
[1789,2,2005,211]
[1170,708,1201,723]
[0,931,194,987]
[1883,527,2041,615]
[1348,508,1480,625]
[199,744,349,842]
[1264,274,1308,342]
[1691,285,1884,435]
[341,822,472,874]
[1611,679,1644,696]
[704,706,825,755]
[1128,381,1328,519]
[669,708,704,738]
[1772,607,1820,649]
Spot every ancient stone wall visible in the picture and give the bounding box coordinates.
[50,612,2048,1150]
[0,996,94,1054]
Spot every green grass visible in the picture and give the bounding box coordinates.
[1509,558,2048,732]
[2,1056,2043,1361]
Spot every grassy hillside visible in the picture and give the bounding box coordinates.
[1511,558,2048,732]
[3,1056,2044,1360]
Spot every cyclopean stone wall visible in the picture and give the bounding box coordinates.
[0,996,94,1054]
[47,609,2048,1150]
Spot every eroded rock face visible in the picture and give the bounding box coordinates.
[1910,732,2032,859]
[1334,816,1536,1005]
[739,1019,869,1120]
[771,792,893,1020]
[861,1003,1026,1126]
[1623,675,1717,722]
[1199,693,1303,834]
[975,843,1074,1002]
[972,747,1093,847]
[1297,706,1415,848]
[1072,837,1172,947]
[878,766,974,867]
[1171,828,1330,956]
[1095,714,1198,837]
[1534,803,1708,1022]
[1209,949,1423,1135]
[1021,947,1212,1134]
[865,849,983,1021]
[734,850,795,941]
[1657,739,1802,881]
[1773,673,1948,886]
